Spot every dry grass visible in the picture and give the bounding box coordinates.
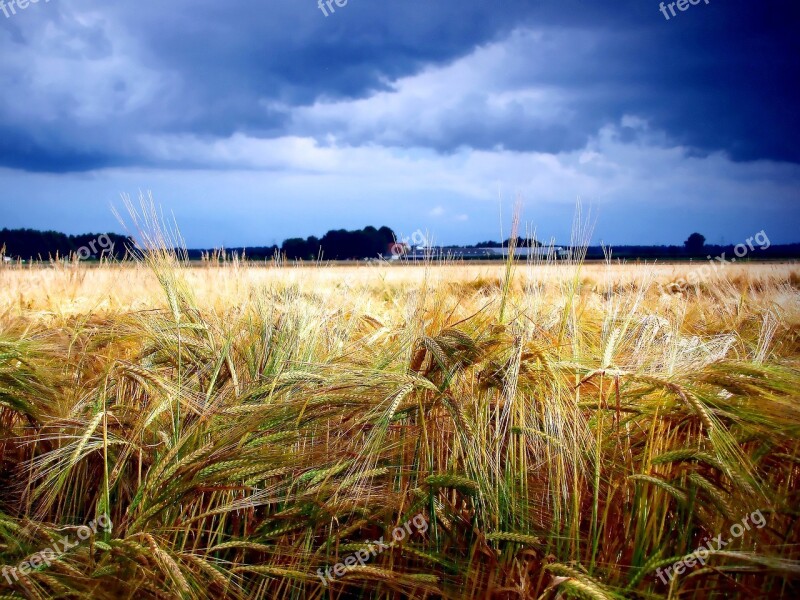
[0,252,799,599]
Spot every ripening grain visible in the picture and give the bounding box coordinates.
[0,255,798,599]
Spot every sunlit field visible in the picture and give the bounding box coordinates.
[1,254,799,599]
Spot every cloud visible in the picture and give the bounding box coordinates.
[0,0,798,246]
[0,0,798,173]
[289,29,588,154]
[2,115,798,245]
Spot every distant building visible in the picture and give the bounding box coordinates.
[386,242,409,259]
[403,246,568,260]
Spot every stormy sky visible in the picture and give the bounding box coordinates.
[0,0,798,246]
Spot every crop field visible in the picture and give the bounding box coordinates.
[0,253,799,599]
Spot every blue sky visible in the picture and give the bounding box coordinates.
[0,0,798,247]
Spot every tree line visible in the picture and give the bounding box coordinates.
[0,229,132,260]
[4,227,799,262]
[0,226,398,261]
[280,226,396,260]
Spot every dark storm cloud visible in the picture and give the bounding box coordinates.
[0,126,119,172]
[0,0,797,173]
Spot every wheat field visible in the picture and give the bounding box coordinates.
[0,251,799,599]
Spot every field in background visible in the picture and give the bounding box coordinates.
[1,257,799,599]
[2,260,798,315]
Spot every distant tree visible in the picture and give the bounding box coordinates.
[0,228,131,260]
[281,238,313,260]
[467,237,541,249]
[684,233,706,254]
[507,236,542,248]
[378,226,395,245]
[306,236,321,259]
[318,226,395,259]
